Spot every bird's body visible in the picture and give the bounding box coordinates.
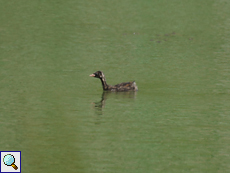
[89,71,138,91]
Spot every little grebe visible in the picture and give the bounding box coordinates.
[89,71,138,91]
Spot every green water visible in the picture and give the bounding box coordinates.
[1,0,230,172]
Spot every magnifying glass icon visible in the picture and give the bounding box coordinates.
[3,154,18,170]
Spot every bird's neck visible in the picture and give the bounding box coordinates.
[100,77,109,90]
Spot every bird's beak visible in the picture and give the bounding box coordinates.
[89,74,95,77]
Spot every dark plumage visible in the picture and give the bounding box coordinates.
[89,71,138,91]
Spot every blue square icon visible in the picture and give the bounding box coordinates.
[0,151,21,173]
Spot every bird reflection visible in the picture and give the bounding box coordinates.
[93,91,137,124]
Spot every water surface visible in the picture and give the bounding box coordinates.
[0,0,230,172]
